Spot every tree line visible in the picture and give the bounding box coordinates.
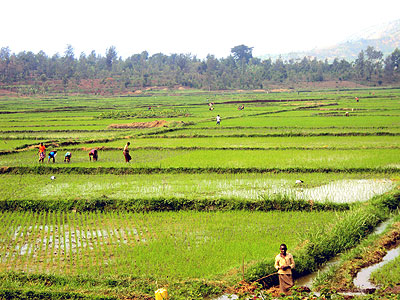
[1,44,400,91]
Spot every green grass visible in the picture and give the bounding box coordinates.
[0,173,395,204]
[0,139,41,151]
[70,135,400,150]
[1,89,400,298]
[1,148,400,170]
[370,253,400,287]
[0,210,345,280]
[369,214,400,287]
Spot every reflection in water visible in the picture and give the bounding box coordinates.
[296,218,393,288]
[354,246,400,290]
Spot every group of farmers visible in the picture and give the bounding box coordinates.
[37,142,131,164]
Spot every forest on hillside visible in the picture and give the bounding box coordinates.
[1,44,400,92]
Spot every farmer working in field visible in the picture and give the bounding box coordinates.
[38,143,46,163]
[64,152,72,163]
[123,142,131,163]
[48,150,57,163]
[274,243,295,295]
[89,148,98,161]
[216,114,221,125]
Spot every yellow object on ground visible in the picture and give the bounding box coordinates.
[155,288,168,300]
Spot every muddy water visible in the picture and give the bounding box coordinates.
[354,246,400,290]
[4,225,144,259]
[214,220,396,300]
[295,218,393,288]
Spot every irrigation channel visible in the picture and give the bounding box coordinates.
[216,219,400,300]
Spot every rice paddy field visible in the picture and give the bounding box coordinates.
[0,88,400,299]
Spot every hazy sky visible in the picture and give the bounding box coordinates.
[1,0,400,59]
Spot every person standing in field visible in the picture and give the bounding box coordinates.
[274,243,295,295]
[38,143,46,163]
[47,150,57,163]
[89,148,98,161]
[216,114,221,125]
[123,142,131,163]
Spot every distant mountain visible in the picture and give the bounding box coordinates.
[259,19,400,62]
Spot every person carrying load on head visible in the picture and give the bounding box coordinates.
[64,152,72,163]
[274,243,295,295]
[123,142,131,163]
[89,148,98,161]
[48,150,57,163]
[38,143,46,163]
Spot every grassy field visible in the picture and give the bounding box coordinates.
[1,148,399,170]
[0,210,344,279]
[0,173,395,203]
[0,88,399,299]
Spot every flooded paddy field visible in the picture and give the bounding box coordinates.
[0,210,344,277]
[0,173,395,203]
[0,89,400,299]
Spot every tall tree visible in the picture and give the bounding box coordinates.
[105,46,117,71]
[231,44,253,64]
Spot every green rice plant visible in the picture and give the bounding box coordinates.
[50,211,57,271]
[55,210,62,272]
[35,212,45,273]
[25,211,39,272]
[1,148,400,171]
[245,189,400,285]
[88,212,99,274]
[95,210,107,275]
[44,212,52,271]
[370,248,400,287]
[65,212,73,275]
[68,135,400,151]
[0,212,13,270]
[11,211,30,271]
[78,212,87,272]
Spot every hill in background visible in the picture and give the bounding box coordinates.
[260,19,400,62]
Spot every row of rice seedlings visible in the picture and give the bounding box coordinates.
[3,147,400,169]
[96,210,107,275]
[0,212,15,267]
[78,212,86,272]
[23,212,37,272]
[0,211,15,268]
[0,212,8,258]
[34,212,45,273]
[10,211,26,270]
[258,179,394,203]
[87,213,97,271]
[66,211,75,273]
[55,210,62,270]
[104,210,116,274]
[0,210,347,279]
[11,211,30,271]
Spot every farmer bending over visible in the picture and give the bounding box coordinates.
[48,150,57,163]
[64,152,72,163]
[274,243,295,295]
[89,149,98,161]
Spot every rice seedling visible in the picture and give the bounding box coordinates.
[0,210,345,279]
[0,89,399,298]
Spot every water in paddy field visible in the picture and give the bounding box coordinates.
[37,178,394,203]
[296,218,394,289]
[219,179,394,203]
[353,246,400,290]
[292,179,394,203]
[3,225,144,260]
[215,219,398,300]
